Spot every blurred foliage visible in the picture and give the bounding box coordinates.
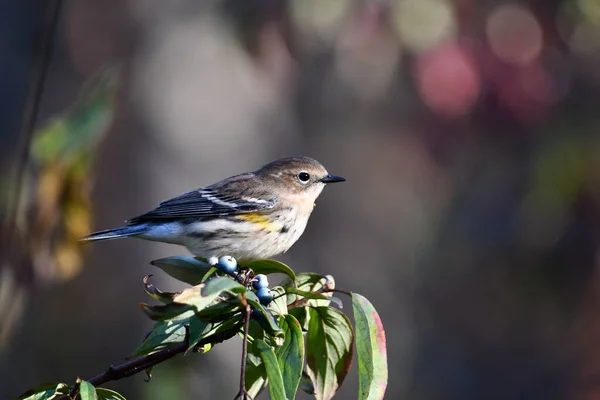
[0,66,117,349]
[20,256,388,400]
[28,66,118,280]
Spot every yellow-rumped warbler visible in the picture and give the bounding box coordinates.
[80,156,345,260]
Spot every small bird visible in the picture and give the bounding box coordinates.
[80,156,345,260]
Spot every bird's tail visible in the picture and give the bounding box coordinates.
[79,224,147,242]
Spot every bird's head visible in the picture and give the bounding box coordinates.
[256,156,345,200]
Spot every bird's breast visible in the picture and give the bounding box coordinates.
[236,212,284,232]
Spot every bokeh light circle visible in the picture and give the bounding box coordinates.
[486,4,543,66]
[577,0,600,25]
[290,0,352,45]
[393,0,457,53]
[415,41,481,117]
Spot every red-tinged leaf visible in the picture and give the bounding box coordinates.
[306,307,354,400]
[143,275,176,303]
[352,293,388,400]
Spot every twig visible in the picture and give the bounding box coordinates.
[288,285,352,309]
[234,303,253,400]
[321,288,352,296]
[240,306,251,392]
[54,324,241,400]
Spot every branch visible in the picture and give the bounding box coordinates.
[321,288,352,296]
[56,323,241,400]
[234,303,253,400]
[2,0,62,255]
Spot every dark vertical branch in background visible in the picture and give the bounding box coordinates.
[1,0,62,270]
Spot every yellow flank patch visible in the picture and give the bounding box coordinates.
[238,213,283,232]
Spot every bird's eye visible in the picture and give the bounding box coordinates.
[297,172,310,184]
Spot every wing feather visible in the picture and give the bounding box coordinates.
[127,178,276,223]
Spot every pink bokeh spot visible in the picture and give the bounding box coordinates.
[486,4,543,66]
[415,41,481,118]
[497,63,557,123]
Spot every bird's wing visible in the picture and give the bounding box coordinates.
[127,177,277,223]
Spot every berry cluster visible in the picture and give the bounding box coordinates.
[209,256,273,306]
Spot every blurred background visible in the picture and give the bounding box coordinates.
[2,0,600,398]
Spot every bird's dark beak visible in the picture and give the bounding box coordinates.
[321,174,346,183]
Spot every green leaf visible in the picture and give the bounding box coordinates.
[18,383,69,400]
[277,314,305,400]
[31,119,70,163]
[282,273,335,307]
[140,303,194,321]
[245,327,267,398]
[188,316,243,353]
[285,287,343,309]
[352,293,388,400]
[289,306,310,331]
[246,290,261,305]
[150,256,212,285]
[256,339,286,400]
[249,316,270,343]
[269,286,288,315]
[187,317,211,353]
[299,371,316,395]
[200,267,220,283]
[247,298,284,339]
[240,259,296,281]
[141,277,245,321]
[79,380,98,400]
[31,67,118,164]
[195,301,241,323]
[200,276,246,297]
[96,388,127,400]
[306,307,354,400]
[245,364,266,398]
[281,272,324,290]
[133,320,187,356]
